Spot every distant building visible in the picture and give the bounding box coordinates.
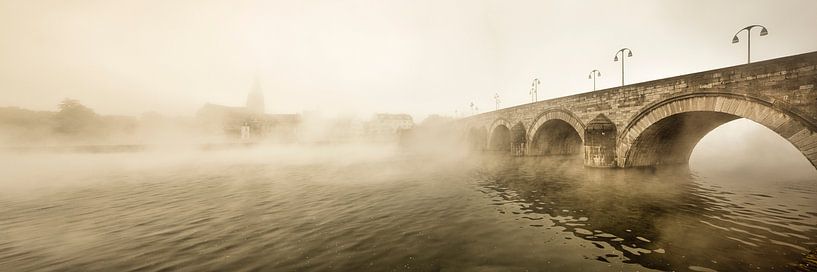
[364,113,414,142]
[197,78,300,142]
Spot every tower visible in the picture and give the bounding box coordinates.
[246,76,265,114]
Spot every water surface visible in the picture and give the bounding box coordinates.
[0,148,815,271]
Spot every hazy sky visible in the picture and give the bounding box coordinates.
[1,0,816,119]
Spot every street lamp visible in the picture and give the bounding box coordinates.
[493,93,501,110]
[588,69,601,91]
[530,78,541,102]
[613,48,633,86]
[732,25,768,64]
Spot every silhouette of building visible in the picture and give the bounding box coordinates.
[197,78,299,141]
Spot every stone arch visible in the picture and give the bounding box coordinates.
[487,118,513,151]
[618,93,817,168]
[489,125,511,152]
[527,109,586,156]
[527,109,586,142]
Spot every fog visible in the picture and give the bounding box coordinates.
[0,1,816,270]
[1,118,814,271]
[1,116,814,196]
[1,111,815,272]
[0,144,392,194]
[691,118,817,181]
[0,93,814,193]
[2,0,816,118]
[1,0,815,176]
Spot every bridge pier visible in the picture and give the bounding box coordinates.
[584,114,617,168]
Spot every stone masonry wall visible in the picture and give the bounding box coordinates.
[459,51,817,168]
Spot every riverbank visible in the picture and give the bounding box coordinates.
[0,143,261,153]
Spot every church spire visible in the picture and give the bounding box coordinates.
[246,75,265,114]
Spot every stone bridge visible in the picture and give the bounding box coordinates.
[457,51,817,169]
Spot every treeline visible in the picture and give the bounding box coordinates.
[0,99,200,146]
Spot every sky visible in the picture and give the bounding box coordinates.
[0,0,816,120]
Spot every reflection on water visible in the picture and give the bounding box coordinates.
[476,156,817,271]
[0,150,814,271]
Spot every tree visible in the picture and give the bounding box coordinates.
[54,98,98,135]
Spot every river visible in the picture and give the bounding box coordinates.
[0,145,815,271]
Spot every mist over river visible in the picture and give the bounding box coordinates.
[0,145,815,272]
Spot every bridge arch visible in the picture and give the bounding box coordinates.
[527,109,585,156]
[618,93,817,168]
[488,118,513,152]
[527,109,586,142]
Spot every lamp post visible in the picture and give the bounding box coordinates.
[530,78,541,102]
[493,93,501,110]
[613,48,633,86]
[588,69,601,91]
[732,25,769,64]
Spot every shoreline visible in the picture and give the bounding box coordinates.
[0,142,262,154]
[0,141,402,154]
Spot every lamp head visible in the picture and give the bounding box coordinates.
[597,71,601,77]
[627,51,633,57]
[614,55,619,62]
[760,27,768,36]
[588,74,592,79]
[732,36,739,43]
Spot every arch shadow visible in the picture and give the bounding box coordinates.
[618,93,817,169]
[527,109,585,156]
[487,118,512,152]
